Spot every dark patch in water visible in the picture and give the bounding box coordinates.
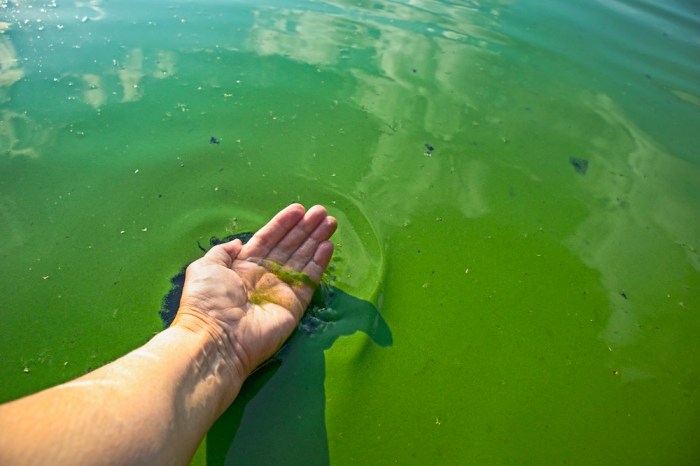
[569,157,589,175]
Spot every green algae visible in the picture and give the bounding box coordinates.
[248,289,277,306]
[255,259,316,288]
[247,259,316,306]
[1,0,699,465]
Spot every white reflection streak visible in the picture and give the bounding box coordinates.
[567,94,700,348]
[245,2,505,224]
[83,73,106,109]
[0,111,43,158]
[0,34,47,158]
[81,48,176,107]
[248,8,342,66]
[349,23,497,222]
[153,50,176,79]
[75,0,106,21]
[0,35,23,96]
[119,48,144,103]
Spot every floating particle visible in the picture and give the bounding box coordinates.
[210,136,220,144]
[569,157,588,175]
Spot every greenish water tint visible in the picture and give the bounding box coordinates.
[1,0,699,464]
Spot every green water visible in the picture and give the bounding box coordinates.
[1,0,699,464]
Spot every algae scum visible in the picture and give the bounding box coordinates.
[1,0,699,464]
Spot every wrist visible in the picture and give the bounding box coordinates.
[170,311,247,409]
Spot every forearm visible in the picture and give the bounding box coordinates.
[0,324,242,466]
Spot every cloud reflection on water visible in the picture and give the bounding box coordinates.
[245,0,509,223]
[0,34,36,157]
[241,1,700,372]
[567,93,700,352]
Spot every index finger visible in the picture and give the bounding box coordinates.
[238,203,306,260]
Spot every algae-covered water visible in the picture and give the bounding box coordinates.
[1,0,699,464]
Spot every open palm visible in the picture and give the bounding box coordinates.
[174,204,337,377]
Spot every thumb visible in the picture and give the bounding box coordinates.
[204,239,243,267]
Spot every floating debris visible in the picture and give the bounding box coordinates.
[569,157,588,175]
[210,136,220,144]
[424,143,435,157]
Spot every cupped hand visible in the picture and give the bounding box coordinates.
[173,204,337,378]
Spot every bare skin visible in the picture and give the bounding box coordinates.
[0,203,337,466]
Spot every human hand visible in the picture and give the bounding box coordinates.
[172,204,337,379]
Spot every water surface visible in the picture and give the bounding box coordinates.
[1,0,699,464]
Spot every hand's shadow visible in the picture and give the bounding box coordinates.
[159,233,392,466]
